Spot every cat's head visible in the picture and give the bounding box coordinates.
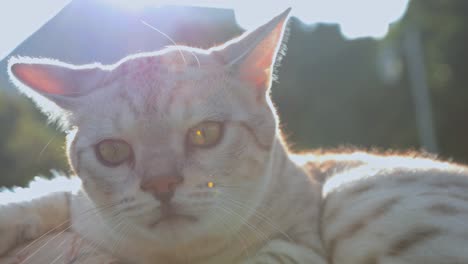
[8,9,290,254]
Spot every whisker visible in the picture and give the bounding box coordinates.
[16,201,120,256]
[17,219,71,256]
[141,20,187,65]
[78,224,117,261]
[189,49,201,68]
[215,203,269,243]
[140,20,202,68]
[47,236,69,264]
[110,218,129,254]
[77,208,125,252]
[52,208,124,263]
[17,202,121,262]
[208,209,253,262]
[49,252,63,264]
[19,229,70,264]
[36,134,56,162]
[219,194,294,242]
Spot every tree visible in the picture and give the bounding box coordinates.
[0,92,67,187]
[389,0,468,162]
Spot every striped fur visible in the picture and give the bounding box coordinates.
[3,7,468,264]
[299,151,468,264]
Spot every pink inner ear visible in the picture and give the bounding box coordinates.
[240,19,286,89]
[241,68,271,89]
[12,64,66,95]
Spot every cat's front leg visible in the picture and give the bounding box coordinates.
[242,240,326,264]
[0,191,70,256]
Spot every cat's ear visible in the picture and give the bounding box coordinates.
[215,8,291,96]
[8,57,107,112]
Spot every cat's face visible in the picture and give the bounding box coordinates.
[63,50,277,246]
[8,9,290,253]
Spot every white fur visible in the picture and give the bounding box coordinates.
[2,8,326,264]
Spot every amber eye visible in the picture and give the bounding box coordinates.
[95,139,133,167]
[187,121,223,148]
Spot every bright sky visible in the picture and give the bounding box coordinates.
[0,0,409,61]
[0,0,71,61]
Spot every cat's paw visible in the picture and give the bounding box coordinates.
[0,207,42,256]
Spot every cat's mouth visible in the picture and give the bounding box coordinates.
[148,213,198,228]
[148,205,198,228]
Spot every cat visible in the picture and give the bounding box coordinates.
[3,7,468,264]
[0,8,325,264]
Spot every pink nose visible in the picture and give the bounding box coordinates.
[141,175,183,203]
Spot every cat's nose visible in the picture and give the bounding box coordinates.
[140,174,183,203]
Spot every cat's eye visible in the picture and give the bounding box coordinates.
[95,139,133,167]
[187,121,223,148]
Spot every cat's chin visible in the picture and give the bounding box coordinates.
[147,213,198,229]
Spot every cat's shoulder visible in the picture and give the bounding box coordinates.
[291,147,467,184]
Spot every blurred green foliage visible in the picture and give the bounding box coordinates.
[0,93,67,187]
[402,0,468,162]
[0,0,467,187]
[273,0,468,162]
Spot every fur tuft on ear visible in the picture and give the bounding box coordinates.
[7,57,108,129]
[213,8,291,97]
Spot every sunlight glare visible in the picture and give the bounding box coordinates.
[100,0,409,39]
[0,173,81,205]
[207,181,215,188]
[0,0,70,60]
[0,0,410,60]
[102,0,162,11]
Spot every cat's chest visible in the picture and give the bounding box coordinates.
[69,192,248,264]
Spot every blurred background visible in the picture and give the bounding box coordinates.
[0,0,467,187]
